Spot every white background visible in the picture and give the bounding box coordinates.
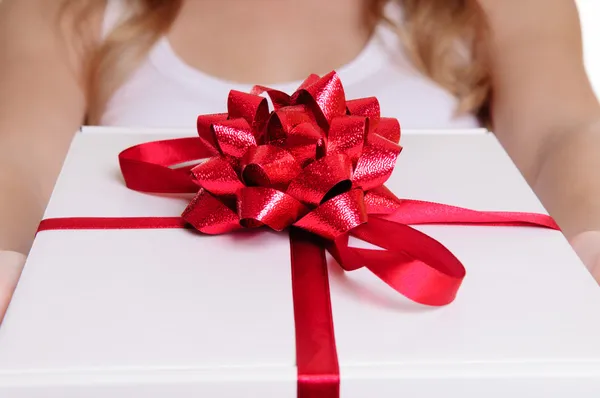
[578,0,600,98]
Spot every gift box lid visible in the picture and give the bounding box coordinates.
[1,129,600,397]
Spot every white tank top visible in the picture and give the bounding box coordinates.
[99,0,480,131]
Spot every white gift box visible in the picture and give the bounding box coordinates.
[1,128,600,397]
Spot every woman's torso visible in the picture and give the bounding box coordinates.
[99,0,481,131]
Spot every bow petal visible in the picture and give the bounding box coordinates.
[266,105,320,144]
[250,86,292,110]
[352,134,402,191]
[327,116,367,165]
[213,118,257,158]
[282,122,324,166]
[197,113,229,155]
[191,157,244,196]
[294,189,367,240]
[297,73,322,90]
[364,185,403,214]
[292,71,346,128]
[182,189,241,234]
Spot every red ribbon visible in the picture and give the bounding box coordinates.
[38,71,559,398]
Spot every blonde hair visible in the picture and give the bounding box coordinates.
[68,0,490,124]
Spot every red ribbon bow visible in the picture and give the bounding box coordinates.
[177,71,470,306]
[38,71,559,398]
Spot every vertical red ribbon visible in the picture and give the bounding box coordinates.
[290,228,340,398]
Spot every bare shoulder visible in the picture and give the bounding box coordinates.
[0,0,104,81]
[477,0,581,42]
[0,0,106,195]
[474,0,599,180]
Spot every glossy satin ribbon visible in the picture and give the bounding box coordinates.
[38,72,559,398]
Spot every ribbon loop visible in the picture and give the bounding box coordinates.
[240,145,302,190]
[238,187,308,231]
[227,90,269,133]
[119,137,212,194]
[348,217,466,306]
[346,97,381,131]
[372,117,401,143]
